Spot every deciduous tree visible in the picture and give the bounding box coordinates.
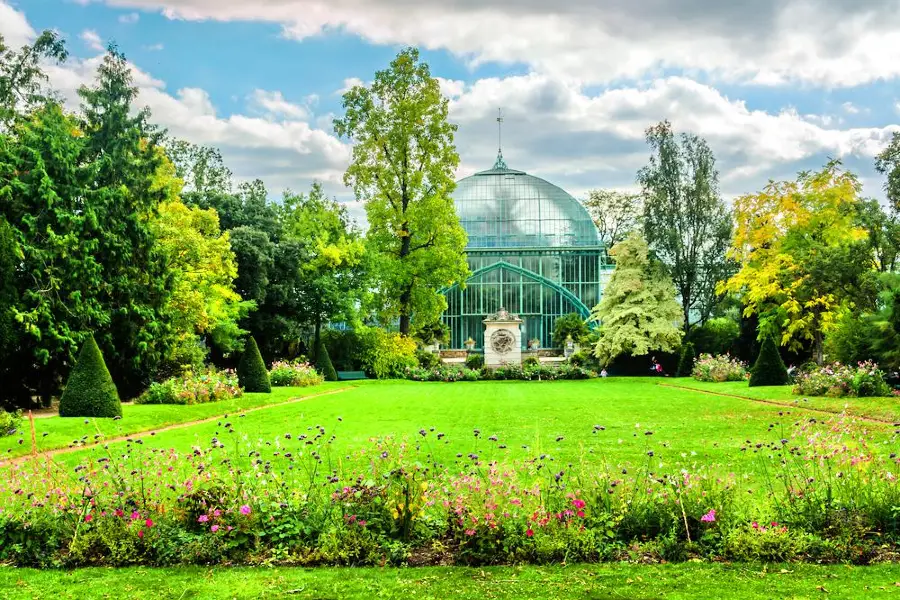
[582,189,642,249]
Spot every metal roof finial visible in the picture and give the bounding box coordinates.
[493,107,508,170]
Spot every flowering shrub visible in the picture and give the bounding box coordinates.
[269,360,324,387]
[691,354,748,382]
[793,361,891,397]
[0,410,22,437]
[403,364,595,382]
[405,365,481,382]
[136,369,243,405]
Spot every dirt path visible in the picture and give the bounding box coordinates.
[2,386,355,467]
[658,382,897,426]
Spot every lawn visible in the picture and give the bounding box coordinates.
[2,563,898,599]
[16,378,897,475]
[0,382,351,461]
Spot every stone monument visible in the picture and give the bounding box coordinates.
[483,307,523,367]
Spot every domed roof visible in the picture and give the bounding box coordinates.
[452,154,600,249]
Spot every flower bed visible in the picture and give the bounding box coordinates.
[1,412,895,567]
[403,364,595,382]
[269,360,324,387]
[0,410,22,437]
[793,361,891,397]
[136,369,243,405]
[691,354,748,382]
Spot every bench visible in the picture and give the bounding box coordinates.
[337,370,368,381]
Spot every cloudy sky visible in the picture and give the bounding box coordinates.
[3,0,900,221]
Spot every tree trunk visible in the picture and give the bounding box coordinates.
[814,329,824,366]
[399,286,412,336]
[313,318,321,364]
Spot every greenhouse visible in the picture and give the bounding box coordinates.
[441,153,614,350]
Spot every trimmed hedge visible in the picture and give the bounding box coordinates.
[237,336,271,393]
[749,335,790,387]
[676,342,696,377]
[317,340,338,382]
[58,334,122,418]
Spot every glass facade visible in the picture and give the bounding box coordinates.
[441,156,613,349]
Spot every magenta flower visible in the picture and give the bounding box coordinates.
[198,514,209,523]
[211,525,219,533]
[526,528,534,537]
[131,511,140,521]
[145,519,154,528]
[573,499,585,509]
[701,509,716,522]
[240,505,251,515]
[84,513,93,523]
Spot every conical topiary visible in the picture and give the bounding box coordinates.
[238,336,271,393]
[59,334,122,418]
[749,335,790,387]
[676,342,696,377]
[317,340,338,382]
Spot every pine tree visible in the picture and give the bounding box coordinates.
[59,334,122,418]
[749,335,790,387]
[677,342,696,377]
[237,336,271,393]
[317,340,338,382]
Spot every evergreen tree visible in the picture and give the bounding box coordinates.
[59,334,122,418]
[677,342,696,377]
[590,233,683,366]
[237,336,271,393]
[749,335,790,387]
[317,340,338,382]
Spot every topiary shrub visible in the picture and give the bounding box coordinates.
[237,336,271,393]
[676,342,696,377]
[749,335,790,387]
[465,353,484,370]
[317,341,338,382]
[59,334,122,418]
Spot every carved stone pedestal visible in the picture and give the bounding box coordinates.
[483,307,523,367]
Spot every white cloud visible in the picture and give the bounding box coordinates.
[842,102,860,115]
[144,43,164,51]
[248,89,309,120]
[119,12,140,23]
[85,0,900,87]
[0,1,35,48]
[336,77,364,95]
[80,29,105,51]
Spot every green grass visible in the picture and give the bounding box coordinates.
[669,378,900,422]
[34,378,896,473]
[2,564,898,599]
[0,382,351,460]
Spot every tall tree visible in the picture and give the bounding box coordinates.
[875,131,900,212]
[0,30,67,127]
[590,233,683,366]
[77,46,171,396]
[855,199,900,273]
[720,161,875,364]
[334,47,468,336]
[165,139,233,196]
[638,121,732,331]
[582,189,643,249]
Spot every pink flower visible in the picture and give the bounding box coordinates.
[198,515,209,523]
[211,525,219,533]
[573,499,585,509]
[138,530,144,539]
[115,509,124,518]
[145,519,154,528]
[526,528,534,537]
[131,511,140,521]
[701,509,716,523]
[240,505,251,515]
[465,529,476,536]
[577,510,585,518]
[84,513,93,523]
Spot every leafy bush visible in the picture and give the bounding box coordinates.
[691,354,748,382]
[404,365,481,382]
[137,369,243,405]
[358,328,417,379]
[793,361,891,397]
[416,350,441,369]
[749,335,790,387]
[316,341,338,382]
[237,336,270,393]
[465,353,484,370]
[552,313,590,348]
[59,334,122,418]
[690,317,740,356]
[676,342,696,377]
[522,356,540,368]
[269,361,324,387]
[0,409,22,437]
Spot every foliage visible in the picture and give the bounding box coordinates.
[720,162,876,364]
[689,317,740,357]
[334,47,469,335]
[581,189,643,249]
[638,121,732,330]
[58,334,122,418]
[416,350,441,369]
[464,353,484,370]
[590,234,683,366]
[358,328,418,379]
[676,342,696,377]
[137,369,242,405]
[691,354,748,383]
[551,313,590,348]
[0,30,68,126]
[522,356,540,369]
[316,341,338,382]
[237,337,270,393]
[268,360,323,387]
[0,409,22,437]
[792,361,891,397]
[874,130,900,213]
[855,199,900,273]
[749,336,790,387]
[405,363,594,382]
[404,365,481,382]
[413,320,450,346]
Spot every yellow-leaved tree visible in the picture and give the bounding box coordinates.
[719,161,875,364]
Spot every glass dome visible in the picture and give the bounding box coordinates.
[452,155,600,249]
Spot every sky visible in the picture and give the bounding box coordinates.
[3,0,900,224]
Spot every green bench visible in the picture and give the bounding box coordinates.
[337,370,368,381]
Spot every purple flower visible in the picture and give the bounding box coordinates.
[701,509,716,523]
[240,505,251,515]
